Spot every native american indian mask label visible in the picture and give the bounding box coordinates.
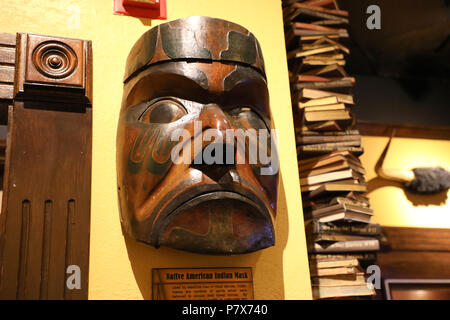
[117,16,279,254]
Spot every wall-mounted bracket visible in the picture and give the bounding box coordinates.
[113,0,167,20]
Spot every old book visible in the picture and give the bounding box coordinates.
[298,142,362,156]
[311,272,367,286]
[313,36,350,54]
[285,5,349,24]
[295,79,353,90]
[296,74,331,82]
[310,257,359,269]
[300,88,354,104]
[297,140,361,151]
[307,210,372,224]
[304,204,373,224]
[303,108,351,122]
[299,146,364,158]
[297,131,360,144]
[308,233,375,243]
[306,181,368,198]
[305,221,381,237]
[299,157,363,174]
[303,0,335,6]
[311,19,348,26]
[297,140,361,150]
[296,74,351,82]
[301,63,348,77]
[312,283,375,299]
[291,45,338,58]
[303,102,346,112]
[310,252,377,262]
[302,58,346,66]
[299,161,365,178]
[293,22,347,33]
[300,168,365,186]
[303,193,370,209]
[300,34,341,41]
[310,201,373,216]
[302,176,367,192]
[298,149,362,168]
[292,3,349,17]
[310,266,358,277]
[306,53,346,60]
[308,239,379,253]
[293,29,349,38]
[298,96,339,108]
[300,120,343,131]
[299,129,360,136]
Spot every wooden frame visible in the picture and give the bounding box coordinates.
[356,121,450,140]
[0,32,92,300]
[384,279,450,300]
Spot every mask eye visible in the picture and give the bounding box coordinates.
[139,99,186,124]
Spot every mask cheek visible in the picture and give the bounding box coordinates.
[129,129,180,212]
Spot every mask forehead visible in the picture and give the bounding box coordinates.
[124,16,266,83]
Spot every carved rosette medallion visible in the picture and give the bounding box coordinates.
[32,41,78,79]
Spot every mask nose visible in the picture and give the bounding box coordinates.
[190,104,238,182]
[198,104,232,131]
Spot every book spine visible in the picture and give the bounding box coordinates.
[297,138,361,146]
[310,222,381,236]
[295,80,353,89]
[309,239,380,253]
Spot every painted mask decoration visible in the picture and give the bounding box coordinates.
[117,16,279,254]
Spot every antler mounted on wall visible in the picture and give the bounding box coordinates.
[375,130,450,194]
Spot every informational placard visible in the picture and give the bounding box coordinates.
[152,267,254,300]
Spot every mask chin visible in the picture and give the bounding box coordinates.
[152,192,275,254]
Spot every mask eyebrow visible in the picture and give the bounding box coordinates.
[220,66,270,118]
[223,65,267,92]
[123,64,212,108]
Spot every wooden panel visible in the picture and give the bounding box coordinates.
[0,47,15,65]
[356,121,450,140]
[0,65,15,83]
[0,33,16,46]
[381,227,450,252]
[0,33,16,125]
[0,33,92,300]
[0,84,13,100]
[378,226,450,282]
[378,251,450,280]
[0,102,92,299]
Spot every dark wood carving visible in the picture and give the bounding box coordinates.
[117,17,278,255]
[0,32,92,299]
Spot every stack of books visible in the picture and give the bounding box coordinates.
[282,0,380,299]
[309,256,376,299]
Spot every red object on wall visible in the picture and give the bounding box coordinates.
[114,0,167,20]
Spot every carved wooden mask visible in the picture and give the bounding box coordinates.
[117,16,278,254]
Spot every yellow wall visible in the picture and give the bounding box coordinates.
[0,0,312,299]
[360,136,450,228]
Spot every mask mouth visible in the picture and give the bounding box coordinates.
[151,191,275,254]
